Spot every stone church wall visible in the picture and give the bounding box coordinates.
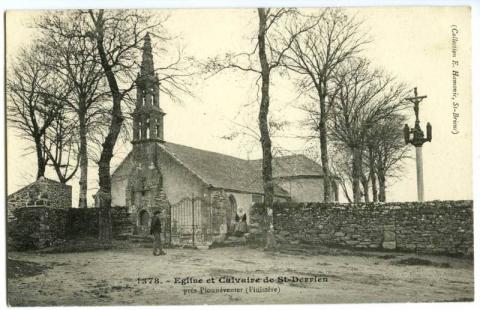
[159,149,207,204]
[111,154,133,207]
[276,177,325,203]
[110,146,208,208]
[249,201,473,256]
[7,178,72,221]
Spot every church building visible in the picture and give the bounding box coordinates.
[107,34,338,244]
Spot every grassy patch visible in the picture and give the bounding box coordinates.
[7,259,50,278]
[393,257,451,268]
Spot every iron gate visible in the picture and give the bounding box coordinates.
[170,196,223,246]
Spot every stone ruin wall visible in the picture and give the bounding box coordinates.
[7,178,72,221]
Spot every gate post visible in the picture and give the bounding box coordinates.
[191,194,195,247]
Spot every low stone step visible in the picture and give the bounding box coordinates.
[208,235,247,248]
[120,234,153,243]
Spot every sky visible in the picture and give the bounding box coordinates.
[5,7,472,205]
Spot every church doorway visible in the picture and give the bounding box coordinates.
[138,209,150,235]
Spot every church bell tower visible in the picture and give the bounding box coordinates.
[132,33,165,144]
[127,33,170,237]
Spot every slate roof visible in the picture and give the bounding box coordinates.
[250,155,324,178]
[159,142,324,196]
[160,142,265,194]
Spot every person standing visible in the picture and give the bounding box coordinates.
[150,211,165,256]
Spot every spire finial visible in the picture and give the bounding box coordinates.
[141,32,154,77]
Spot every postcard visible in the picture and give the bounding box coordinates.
[4,6,473,306]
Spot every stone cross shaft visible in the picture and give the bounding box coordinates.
[403,87,432,202]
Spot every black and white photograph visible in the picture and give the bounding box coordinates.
[2,2,476,308]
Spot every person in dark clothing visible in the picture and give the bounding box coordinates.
[234,212,248,236]
[150,211,165,256]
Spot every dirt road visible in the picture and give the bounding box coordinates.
[7,246,474,306]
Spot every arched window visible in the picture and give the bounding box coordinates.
[146,119,150,139]
[139,209,150,226]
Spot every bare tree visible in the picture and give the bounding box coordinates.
[83,9,159,242]
[36,12,109,208]
[7,45,66,180]
[329,145,353,203]
[328,58,408,202]
[83,9,194,243]
[283,8,368,202]
[366,140,378,202]
[43,108,80,184]
[369,114,410,202]
[205,8,314,249]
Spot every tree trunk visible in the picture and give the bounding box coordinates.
[378,168,386,202]
[352,146,363,203]
[318,87,331,202]
[371,172,378,202]
[333,181,339,201]
[368,146,378,202]
[257,8,276,250]
[91,10,124,244]
[340,180,352,203]
[35,135,46,180]
[361,174,369,202]
[98,154,115,242]
[78,106,88,208]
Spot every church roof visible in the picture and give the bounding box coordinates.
[250,155,325,179]
[159,142,325,196]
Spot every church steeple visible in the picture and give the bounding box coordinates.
[132,33,165,144]
[140,33,154,77]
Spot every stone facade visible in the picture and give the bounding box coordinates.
[125,143,171,237]
[7,178,72,221]
[250,201,473,256]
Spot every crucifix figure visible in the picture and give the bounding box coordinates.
[403,87,432,201]
[407,87,427,127]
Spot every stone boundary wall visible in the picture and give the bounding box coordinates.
[66,207,134,238]
[249,201,473,256]
[9,207,68,250]
[7,178,72,221]
[9,207,134,250]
